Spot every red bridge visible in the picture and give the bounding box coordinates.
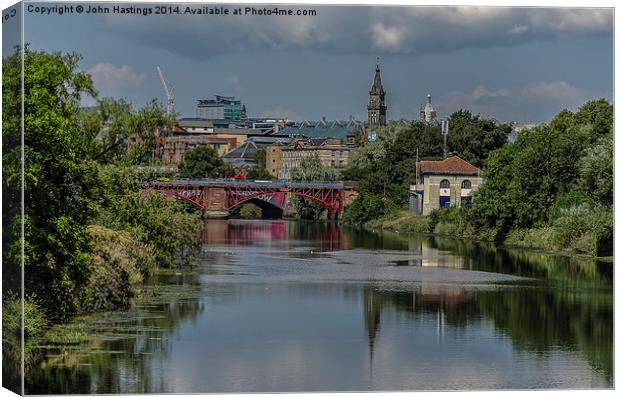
[140,178,357,218]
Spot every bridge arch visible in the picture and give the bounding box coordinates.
[228,190,341,214]
[229,197,284,219]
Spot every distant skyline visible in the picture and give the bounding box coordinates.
[3,2,614,122]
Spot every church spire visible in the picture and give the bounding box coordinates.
[368,59,387,128]
[370,59,384,95]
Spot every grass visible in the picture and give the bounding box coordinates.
[364,209,431,233]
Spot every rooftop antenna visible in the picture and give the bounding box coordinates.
[441,119,449,159]
[156,66,174,115]
[415,147,419,182]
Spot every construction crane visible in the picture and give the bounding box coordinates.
[156,66,174,115]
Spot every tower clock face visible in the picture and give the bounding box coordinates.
[370,97,378,107]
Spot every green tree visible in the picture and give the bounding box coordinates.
[578,134,613,206]
[290,153,335,181]
[247,149,274,179]
[239,203,263,219]
[290,154,334,219]
[447,109,511,168]
[468,99,613,242]
[179,145,234,178]
[3,47,100,319]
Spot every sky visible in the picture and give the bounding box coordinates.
[2,1,614,123]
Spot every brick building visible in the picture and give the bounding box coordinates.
[410,156,482,215]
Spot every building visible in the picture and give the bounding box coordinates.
[270,136,353,179]
[419,94,437,123]
[174,118,270,147]
[222,136,292,175]
[410,156,482,215]
[278,116,365,140]
[196,95,246,122]
[161,135,237,167]
[367,63,387,128]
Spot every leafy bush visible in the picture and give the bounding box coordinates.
[3,295,47,392]
[552,204,612,256]
[112,192,202,268]
[503,204,612,256]
[398,216,431,233]
[343,195,397,225]
[239,204,262,219]
[80,225,155,312]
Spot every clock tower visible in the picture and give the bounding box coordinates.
[368,62,387,128]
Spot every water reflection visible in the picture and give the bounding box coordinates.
[361,284,612,385]
[26,276,204,394]
[26,220,613,393]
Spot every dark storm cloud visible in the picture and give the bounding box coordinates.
[101,6,612,60]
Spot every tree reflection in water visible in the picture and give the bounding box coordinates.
[26,275,204,394]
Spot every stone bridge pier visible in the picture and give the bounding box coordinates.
[204,187,229,219]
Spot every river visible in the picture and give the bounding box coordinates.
[26,219,613,393]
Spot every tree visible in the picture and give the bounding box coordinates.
[578,134,613,206]
[468,99,613,242]
[179,145,234,178]
[290,153,335,181]
[77,98,174,165]
[247,148,274,179]
[3,47,99,319]
[447,110,511,168]
[290,154,334,219]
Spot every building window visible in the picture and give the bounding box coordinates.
[461,180,471,189]
[440,179,450,189]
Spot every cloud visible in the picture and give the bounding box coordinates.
[436,80,599,122]
[87,63,146,97]
[99,6,612,60]
[522,80,583,102]
[437,85,513,118]
[371,22,409,52]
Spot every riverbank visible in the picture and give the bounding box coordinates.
[361,209,613,260]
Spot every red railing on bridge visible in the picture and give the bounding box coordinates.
[140,178,346,213]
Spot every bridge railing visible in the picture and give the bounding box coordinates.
[142,178,344,189]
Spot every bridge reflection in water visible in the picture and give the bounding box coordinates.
[202,219,350,251]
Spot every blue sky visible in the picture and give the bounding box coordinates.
[5,2,614,122]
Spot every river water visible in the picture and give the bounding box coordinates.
[27,220,613,393]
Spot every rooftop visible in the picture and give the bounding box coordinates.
[279,118,365,139]
[417,156,480,176]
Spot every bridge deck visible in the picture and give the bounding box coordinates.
[144,178,345,189]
